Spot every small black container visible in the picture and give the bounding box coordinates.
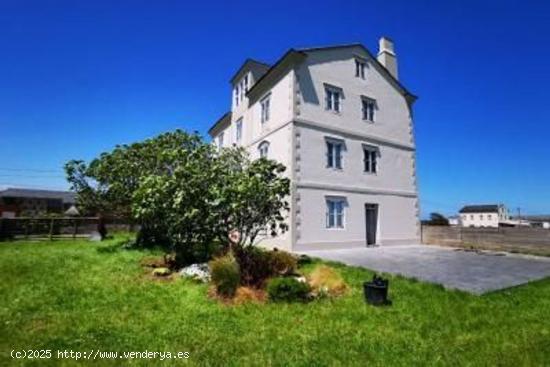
[363,275,390,306]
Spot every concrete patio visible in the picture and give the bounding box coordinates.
[301,245,550,294]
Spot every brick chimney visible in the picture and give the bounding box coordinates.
[377,37,398,80]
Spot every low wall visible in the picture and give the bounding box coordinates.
[421,225,550,256]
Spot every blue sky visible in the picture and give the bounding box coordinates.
[1,0,549,217]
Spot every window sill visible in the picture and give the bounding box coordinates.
[325,227,346,231]
[326,166,344,171]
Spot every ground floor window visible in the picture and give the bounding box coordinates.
[326,197,345,228]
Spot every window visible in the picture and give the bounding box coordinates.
[480,214,484,220]
[258,141,269,158]
[217,132,224,149]
[244,75,249,92]
[240,79,245,101]
[326,139,343,169]
[260,95,270,123]
[362,97,376,122]
[325,86,341,112]
[234,86,239,107]
[326,198,345,228]
[488,214,492,220]
[235,118,243,143]
[355,59,366,79]
[470,215,474,220]
[363,146,378,173]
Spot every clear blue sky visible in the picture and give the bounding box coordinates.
[1,0,549,217]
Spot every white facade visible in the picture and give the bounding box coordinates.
[209,39,420,251]
[459,205,509,228]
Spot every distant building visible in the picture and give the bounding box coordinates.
[459,204,509,228]
[447,216,460,226]
[0,188,76,218]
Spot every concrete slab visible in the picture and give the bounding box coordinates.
[300,245,550,294]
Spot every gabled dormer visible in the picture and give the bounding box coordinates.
[230,59,270,111]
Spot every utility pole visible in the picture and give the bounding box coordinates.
[517,207,521,223]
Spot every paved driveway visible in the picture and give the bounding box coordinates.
[301,245,550,294]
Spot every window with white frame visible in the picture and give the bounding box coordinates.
[355,59,366,79]
[235,118,243,143]
[260,95,271,123]
[234,86,240,107]
[362,97,376,122]
[217,132,224,149]
[325,86,342,112]
[326,197,345,228]
[363,145,378,173]
[326,139,343,169]
[258,141,269,158]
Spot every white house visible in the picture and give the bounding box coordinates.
[459,204,509,228]
[208,38,420,251]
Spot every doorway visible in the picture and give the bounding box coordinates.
[365,204,378,246]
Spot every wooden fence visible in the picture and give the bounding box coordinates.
[0,217,133,241]
[421,225,550,256]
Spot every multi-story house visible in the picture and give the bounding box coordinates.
[208,37,420,251]
[459,204,510,228]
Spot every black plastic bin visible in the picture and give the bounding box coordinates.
[363,275,390,306]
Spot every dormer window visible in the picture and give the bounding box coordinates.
[355,59,366,79]
[234,85,240,107]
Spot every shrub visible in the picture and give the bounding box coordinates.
[209,254,240,297]
[308,265,349,297]
[269,250,298,276]
[233,286,267,305]
[267,277,311,302]
[233,246,272,287]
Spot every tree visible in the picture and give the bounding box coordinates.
[211,148,290,247]
[66,128,291,264]
[428,212,449,226]
[65,129,209,245]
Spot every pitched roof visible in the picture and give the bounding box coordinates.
[0,188,76,203]
[459,205,500,213]
[229,58,271,84]
[208,111,232,136]
[246,43,417,102]
[209,42,418,135]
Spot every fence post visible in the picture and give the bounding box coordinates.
[25,219,30,239]
[49,218,54,241]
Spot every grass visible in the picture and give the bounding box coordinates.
[1,235,549,366]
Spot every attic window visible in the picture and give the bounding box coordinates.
[355,59,366,79]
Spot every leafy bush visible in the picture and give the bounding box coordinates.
[267,277,311,302]
[210,254,240,297]
[233,286,267,305]
[269,250,297,276]
[233,246,273,287]
[308,265,349,297]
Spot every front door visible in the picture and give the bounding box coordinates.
[365,204,378,246]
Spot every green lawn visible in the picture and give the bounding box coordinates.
[1,236,549,366]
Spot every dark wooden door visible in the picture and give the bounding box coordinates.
[365,204,378,246]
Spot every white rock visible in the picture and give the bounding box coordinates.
[180,263,210,282]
